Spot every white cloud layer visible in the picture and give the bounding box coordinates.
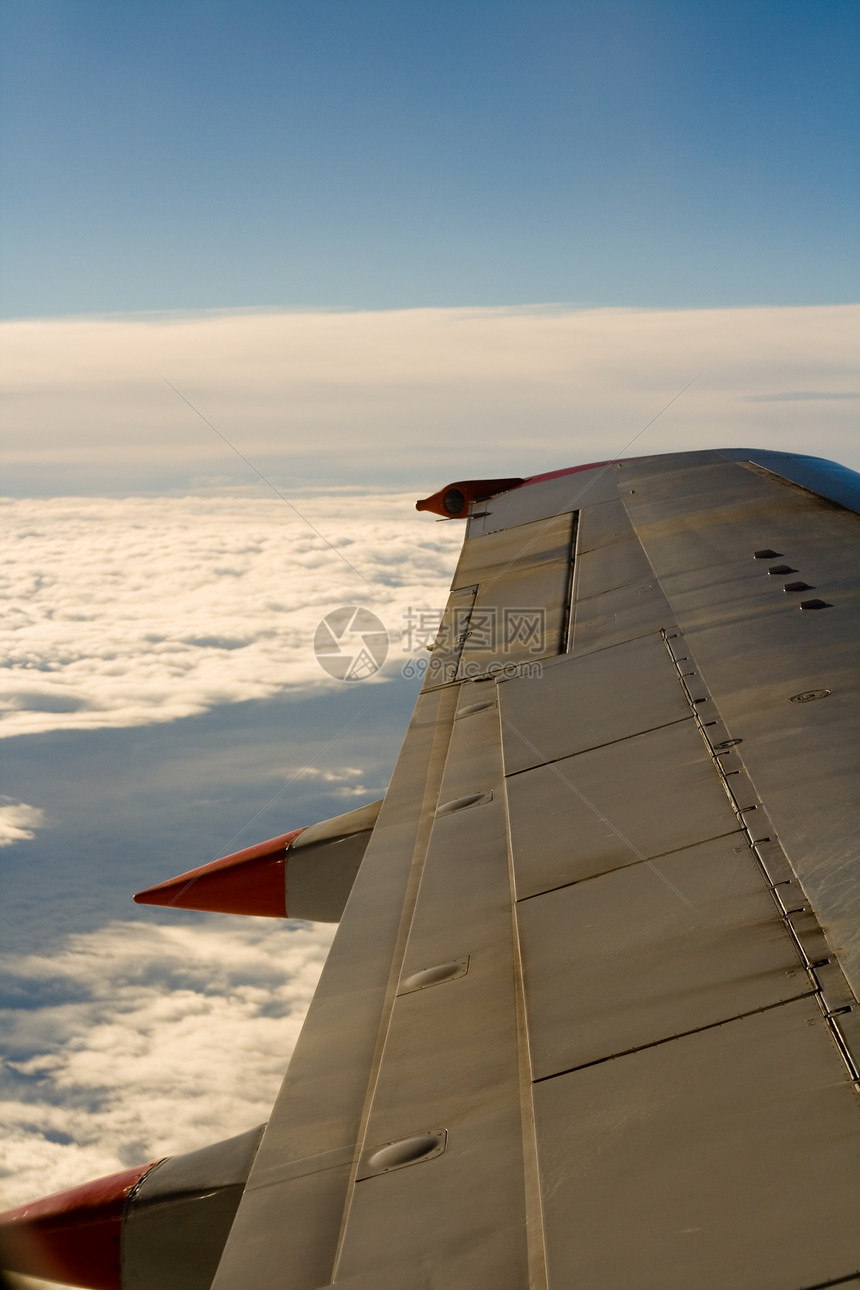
[0,493,462,739]
[1,304,857,1286]
[2,305,859,489]
[0,801,46,848]
[0,918,335,1211]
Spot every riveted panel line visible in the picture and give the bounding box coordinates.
[659,628,860,1084]
[622,456,860,1006]
[664,628,860,1030]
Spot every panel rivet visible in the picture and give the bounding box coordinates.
[713,738,743,749]
[800,599,832,611]
[767,564,795,575]
[789,689,832,703]
[754,549,782,558]
[783,581,812,592]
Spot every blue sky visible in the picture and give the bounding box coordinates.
[2,0,858,317]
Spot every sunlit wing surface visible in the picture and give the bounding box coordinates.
[3,448,859,1290]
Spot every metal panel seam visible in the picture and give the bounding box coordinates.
[469,491,577,588]
[512,828,746,903]
[532,990,820,1082]
[561,509,580,654]
[502,713,693,778]
[328,683,463,1280]
[796,1274,860,1290]
[498,687,549,1290]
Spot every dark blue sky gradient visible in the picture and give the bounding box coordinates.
[1,0,857,315]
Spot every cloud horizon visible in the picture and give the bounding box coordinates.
[3,304,858,495]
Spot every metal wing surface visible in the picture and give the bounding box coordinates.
[2,448,859,1290]
[213,450,860,1290]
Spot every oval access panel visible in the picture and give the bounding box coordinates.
[399,957,470,994]
[457,700,495,717]
[365,1132,447,1174]
[436,792,492,817]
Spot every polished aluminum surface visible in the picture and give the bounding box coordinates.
[622,452,860,994]
[210,450,859,1290]
[506,718,745,897]
[500,632,691,774]
[534,996,860,1289]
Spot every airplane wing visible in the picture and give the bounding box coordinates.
[3,448,859,1290]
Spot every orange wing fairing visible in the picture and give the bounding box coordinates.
[415,477,524,518]
[0,1163,158,1290]
[415,465,616,518]
[132,828,306,917]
